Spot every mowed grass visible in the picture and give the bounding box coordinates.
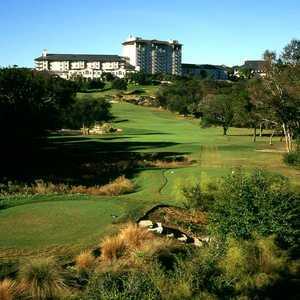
[0,197,127,260]
[1,101,300,260]
[77,83,159,99]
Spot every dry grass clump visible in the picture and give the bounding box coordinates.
[2,175,135,197]
[119,224,152,249]
[100,235,127,263]
[75,251,96,272]
[22,179,70,195]
[0,278,19,300]
[18,257,69,300]
[137,237,181,259]
[70,176,135,196]
[97,176,135,196]
[99,224,183,268]
[136,156,192,168]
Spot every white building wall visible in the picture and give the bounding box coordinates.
[123,44,137,66]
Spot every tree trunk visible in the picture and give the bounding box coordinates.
[253,127,257,142]
[82,124,88,135]
[269,129,275,145]
[282,123,291,152]
[259,123,263,137]
[223,127,227,136]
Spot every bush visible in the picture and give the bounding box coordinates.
[112,78,127,90]
[100,235,127,263]
[18,257,69,300]
[119,224,152,249]
[98,176,135,196]
[283,141,300,168]
[0,278,19,300]
[75,251,96,272]
[84,270,160,300]
[176,173,219,210]
[212,169,300,247]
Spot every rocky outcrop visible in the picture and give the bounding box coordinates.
[138,219,214,247]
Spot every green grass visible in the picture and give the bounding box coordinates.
[77,83,159,99]
[1,101,299,260]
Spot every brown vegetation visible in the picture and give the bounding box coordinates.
[18,257,69,300]
[0,279,19,300]
[75,251,96,272]
[2,176,135,196]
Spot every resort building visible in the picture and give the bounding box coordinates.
[234,60,265,77]
[122,36,182,75]
[34,49,135,79]
[181,63,228,80]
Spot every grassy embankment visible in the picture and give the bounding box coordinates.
[1,88,299,261]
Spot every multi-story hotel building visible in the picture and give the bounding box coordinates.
[122,36,182,75]
[34,49,135,79]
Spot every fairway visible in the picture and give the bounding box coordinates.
[1,102,299,260]
[0,200,124,248]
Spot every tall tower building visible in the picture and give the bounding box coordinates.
[122,36,182,75]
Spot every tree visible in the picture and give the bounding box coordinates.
[112,78,127,90]
[256,45,300,152]
[0,68,77,141]
[126,72,152,85]
[200,94,234,135]
[156,78,203,116]
[65,96,112,135]
[281,39,300,63]
[86,78,105,90]
[101,72,115,82]
[238,66,253,79]
[69,74,105,90]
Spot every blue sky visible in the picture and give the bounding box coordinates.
[0,0,299,67]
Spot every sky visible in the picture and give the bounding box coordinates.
[0,0,299,68]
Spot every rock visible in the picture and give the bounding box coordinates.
[177,234,188,242]
[148,222,163,234]
[193,238,203,247]
[200,236,214,243]
[138,220,153,228]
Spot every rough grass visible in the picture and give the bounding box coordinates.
[100,235,127,263]
[75,251,96,272]
[97,176,135,196]
[18,257,69,300]
[119,223,152,249]
[1,176,135,197]
[0,278,19,300]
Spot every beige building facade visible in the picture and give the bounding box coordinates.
[122,36,182,75]
[35,50,134,79]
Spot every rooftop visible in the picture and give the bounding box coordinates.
[35,54,124,62]
[122,36,182,46]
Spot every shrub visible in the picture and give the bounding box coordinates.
[212,169,300,247]
[218,236,292,299]
[119,224,152,249]
[18,257,69,300]
[111,78,127,90]
[100,235,127,263]
[98,176,135,196]
[0,278,19,300]
[176,173,219,210]
[283,139,300,168]
[75,251,96,272]
[84,270,160,300]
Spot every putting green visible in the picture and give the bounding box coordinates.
[0,199,124,249]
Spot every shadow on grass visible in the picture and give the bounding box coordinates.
[1,136,189,187]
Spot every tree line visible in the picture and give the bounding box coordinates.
[155,39,300,152]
